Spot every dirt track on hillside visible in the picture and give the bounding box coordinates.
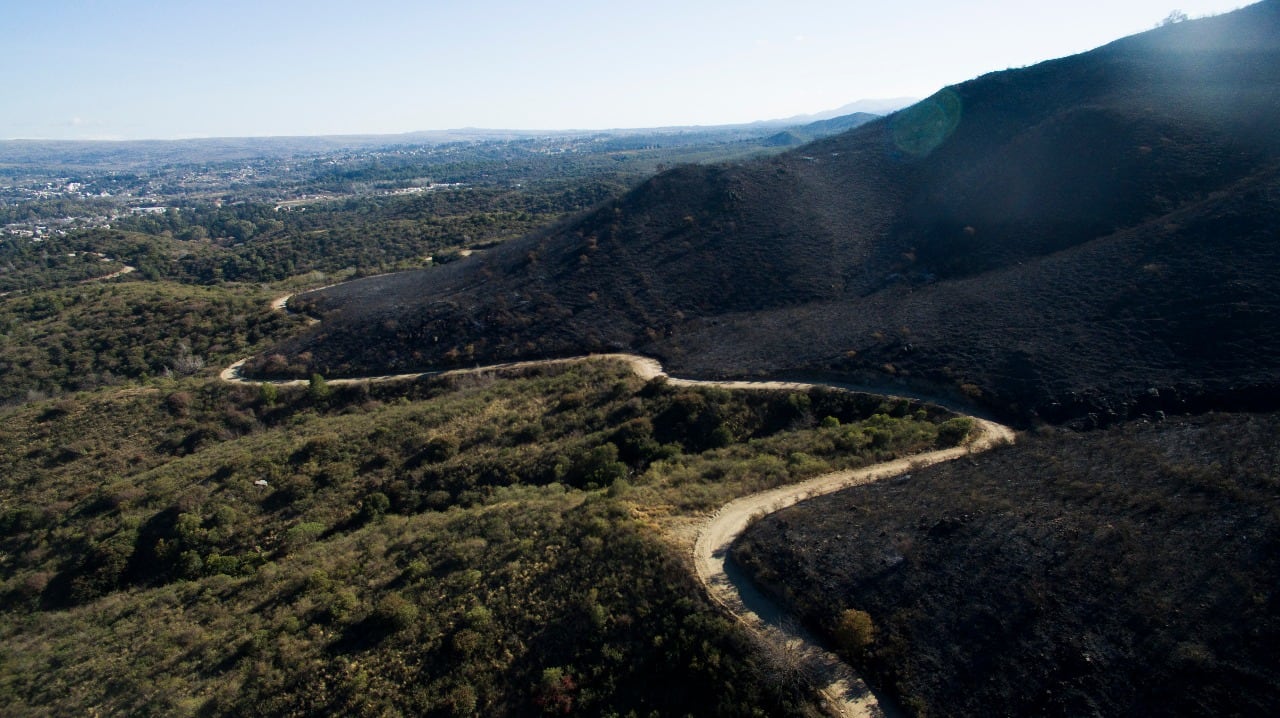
[223,293,1017,718]
[692,418,1013,717]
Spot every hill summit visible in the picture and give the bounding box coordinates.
[258,1,1280,426]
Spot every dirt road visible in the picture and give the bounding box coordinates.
[85,265,136,282]
[693,418,1014,717]
[224,297,1017,718]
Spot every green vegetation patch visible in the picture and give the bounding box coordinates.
[0,358,963,716]
[1,490,805,717]
[0,244,130,292]
[0,280,306,404]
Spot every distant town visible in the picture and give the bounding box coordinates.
[0,116,869,243]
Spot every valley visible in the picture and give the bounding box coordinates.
[3,3,1279,716]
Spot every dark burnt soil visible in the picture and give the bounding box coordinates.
[254,3,1280,427]
[732,412,1280,717]
[668,165,1280,428]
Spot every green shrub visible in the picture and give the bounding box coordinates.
[204,553,240,576]
[937,417,974,446]
[308,373,330,401]
[284,522,325,549]
[559,443,628,489]
[360,492,391,522]
[373,593,419,632]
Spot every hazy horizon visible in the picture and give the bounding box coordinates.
[3,0,1250,141]
[0,96,917,144]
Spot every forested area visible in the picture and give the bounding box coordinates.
[0,281,306,404]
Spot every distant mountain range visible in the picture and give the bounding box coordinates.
[0,101,904,169]
[260,1,1280,427]
[773,97,920,124]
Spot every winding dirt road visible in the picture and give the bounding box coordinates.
[693,418,1014,717]
[225,292,1017,718]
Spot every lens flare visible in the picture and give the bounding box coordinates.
[890,89,963,157]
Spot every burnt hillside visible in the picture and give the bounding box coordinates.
[257,1,1280,425]
[732,411,1280,717]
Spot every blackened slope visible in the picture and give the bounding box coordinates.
[884,2,1280,279]
[732,412,1280,717]
[263,137,913,377]
[667,164,1280,426]
[264,2,1280,424]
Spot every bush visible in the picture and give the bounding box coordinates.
[308,373,330,401]
[534,667,577,715]
[284,522,325,549]
[421,435,459,463]
[937,417,974,446]
[258,382,278,406]
[165,391,194,416]
[834,608,877,657]
[373,593,419,633]
[559,443,628,489]
[204,553,240,576]
[360,492,391,522]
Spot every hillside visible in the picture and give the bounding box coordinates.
[764,112,881,146]
[732,411,1280,717]
[0,355,971,716]
[255,2,1280,426]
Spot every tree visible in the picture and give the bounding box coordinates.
[1160,9,1189,26]
[308,373,330,401]
[372,593,418,632]
[560,443,627,489]
[226,219,257,242]
[258,382,278,406]
[360,491,391,522]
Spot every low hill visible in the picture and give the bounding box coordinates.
[732,411,1280,716]
[256,2,1280,425]
[766,112,882,146]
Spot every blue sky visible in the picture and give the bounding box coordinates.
[1,0,1251,140]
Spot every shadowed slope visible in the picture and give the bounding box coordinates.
[257,2,1280,425]
[733,411,1280,716]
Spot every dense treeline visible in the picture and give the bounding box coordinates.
[0,196,120,224]
[0,243,131,292]
[33,177,623,286]
[0,359,965,716]
[0,281,305,404]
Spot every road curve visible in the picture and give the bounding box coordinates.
[693,418,1013,717]
[225,293,1017,718]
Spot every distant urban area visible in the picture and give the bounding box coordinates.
[0,117,866,241]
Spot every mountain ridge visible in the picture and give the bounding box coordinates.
[259,1,1280,427]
